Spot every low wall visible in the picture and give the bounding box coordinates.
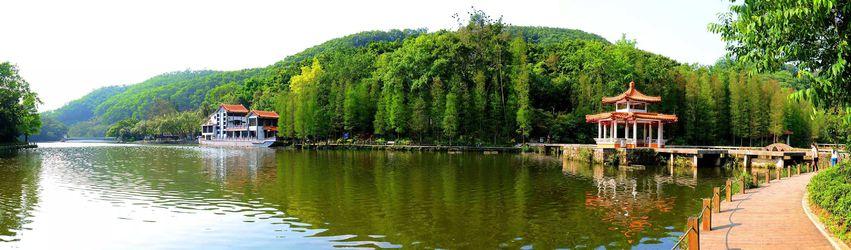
[563,146,660,166]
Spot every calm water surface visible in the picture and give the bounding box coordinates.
[0,143,734,249]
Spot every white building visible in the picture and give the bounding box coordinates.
[200,104,278,141]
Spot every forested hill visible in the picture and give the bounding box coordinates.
[43,25,610,138]
[41,14,817,147]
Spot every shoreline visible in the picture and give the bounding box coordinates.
[289,143,521,153]
[0,143,37,151]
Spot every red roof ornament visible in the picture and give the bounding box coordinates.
[601,81,662,104]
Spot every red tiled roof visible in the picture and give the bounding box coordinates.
[585,111,678,123]
[249,110,279,119]
[601,81,662,104]
[221,104,249,113]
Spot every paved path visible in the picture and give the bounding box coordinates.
[700,172,833,249]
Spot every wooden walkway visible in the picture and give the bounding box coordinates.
[699,172,833,249]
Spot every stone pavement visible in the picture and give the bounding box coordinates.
[699,172,833,250]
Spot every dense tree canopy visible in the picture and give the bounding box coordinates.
[0,62,40,143]
[711,0,851,109]
[30,116,67,142]
[711,0,851,145]
[46,11,823,147]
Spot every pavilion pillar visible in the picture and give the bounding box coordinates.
[633,122,638,145]
[649,122,654,146]
[658,123,664,147]
[624,121,629,140]
[597,123,602,138]
[613,121,618,139]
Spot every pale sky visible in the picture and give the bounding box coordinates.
[1,0,732,112]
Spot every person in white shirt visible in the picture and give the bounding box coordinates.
[811,143,820,171]
[830,148,839,167]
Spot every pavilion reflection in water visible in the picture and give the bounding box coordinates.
[560,158,707,244]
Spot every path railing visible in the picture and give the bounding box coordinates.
[670,162,817,249]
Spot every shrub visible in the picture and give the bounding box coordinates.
[808,163,851,244]
[671,156,693,168]
[741,172,756,188]
[577,148,594,162]
[397,139,412,145]
[626,148,657,165]
[375,138,386,145]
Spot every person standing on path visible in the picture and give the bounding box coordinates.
[830,148,839,167]
[812,143,820,171]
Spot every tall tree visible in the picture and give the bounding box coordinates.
[0,62,40,143]
[511,38,532,142]
[711,0,851,109]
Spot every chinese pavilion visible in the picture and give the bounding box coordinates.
[585,82,678,148]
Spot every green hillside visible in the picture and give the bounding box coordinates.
[47,25,607,138]
[43,85,127,125]
[43,14,816,146]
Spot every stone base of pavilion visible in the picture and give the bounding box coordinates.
[556,144,811,169]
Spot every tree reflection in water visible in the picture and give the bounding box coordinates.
[0,150,40,242]
[0,146,732,249]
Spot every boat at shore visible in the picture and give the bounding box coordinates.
[198,104,280,148]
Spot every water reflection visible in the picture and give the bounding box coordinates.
[0,150,40,242]
[0,144,730,249]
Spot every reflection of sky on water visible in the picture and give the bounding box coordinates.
[0,144,730,249]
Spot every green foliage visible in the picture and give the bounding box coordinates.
[808,163,851,244]
[282,59,325,139]
[711,0,851,109]
[0,62,40,143]
[106,118,140,141]
[512,38,532,141]
[129,111,203,140]
[576,148,594,162]
[30,115,67,142]
[42,85,126,125]
[625,148,657,165]
[67,120,110,138]
[45,11,830,146]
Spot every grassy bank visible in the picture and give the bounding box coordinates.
[808,162,851,245]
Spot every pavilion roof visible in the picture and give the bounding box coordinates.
[585,111,678,123]
[220,104,249,114]
[601,81,662,104]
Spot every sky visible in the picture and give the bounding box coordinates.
[1,0,733,112]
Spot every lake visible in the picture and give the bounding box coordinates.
[0,143,734,249]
